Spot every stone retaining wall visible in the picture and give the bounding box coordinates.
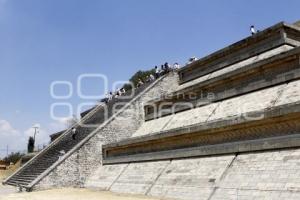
[134,79,300,138]
[34,72,179,190]
[86,148,300,200]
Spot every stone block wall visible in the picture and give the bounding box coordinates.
[34,72,179,190]
[176,45,293,92]
[211,149,300,200]
[133,79,300,138]
[147,156,235,200]
[85,148,300,200]
[36,153,80,190]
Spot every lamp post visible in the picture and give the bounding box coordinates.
[32,125,39,149]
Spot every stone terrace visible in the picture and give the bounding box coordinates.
[4,20,300,200]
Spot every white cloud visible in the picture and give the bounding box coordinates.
[49,116,78,133]
[0,119,52,159]
[0,120,18,134]
[57,117,71,125]
[49,118,69,132]
[0,119,26,158]
[0,116,82,159]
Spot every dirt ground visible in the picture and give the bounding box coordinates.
[0,187,163,200]
[0,171,11,181]
[0,161,20,181]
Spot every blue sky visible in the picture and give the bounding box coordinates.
[0,0,299,157]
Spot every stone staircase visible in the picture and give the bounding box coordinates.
[2,80,158,190]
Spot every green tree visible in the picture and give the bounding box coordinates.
[123,69,155,91]
[27,136,35,153]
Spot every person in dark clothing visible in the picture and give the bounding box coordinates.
[120,87,126,95]
[109,92,113,101]
[164,62,170,73]
[173,62,180,70]
[115,88,120,97]
[161,65,165,75]
[72,127,77,140]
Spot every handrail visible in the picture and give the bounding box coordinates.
[3,96,110,184]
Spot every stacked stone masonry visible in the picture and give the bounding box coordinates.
[144,44,300,120]
[6,21,300,200]
[176,45,293,92]
[133,79,300,137]
[34,72,180,190]
[85,149,300,200]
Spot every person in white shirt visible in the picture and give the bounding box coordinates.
[114,88,120,97]
[173,62,180,70]
[250,25,257,35]
[187,57,198,65]
[137,79,144,88]
[105,93,110,103]
[154,66,160,78]
[58,150,66,160]
[149,74,155,81]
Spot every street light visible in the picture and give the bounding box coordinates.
[32,125,39,147]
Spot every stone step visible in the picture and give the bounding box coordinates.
[19,169,48,174]
[9,177,33,183]
[3,78,154,190]
[6,180,29,187]
[17,175,38,179]
[29,163,54,167]
[16,173,41,177]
